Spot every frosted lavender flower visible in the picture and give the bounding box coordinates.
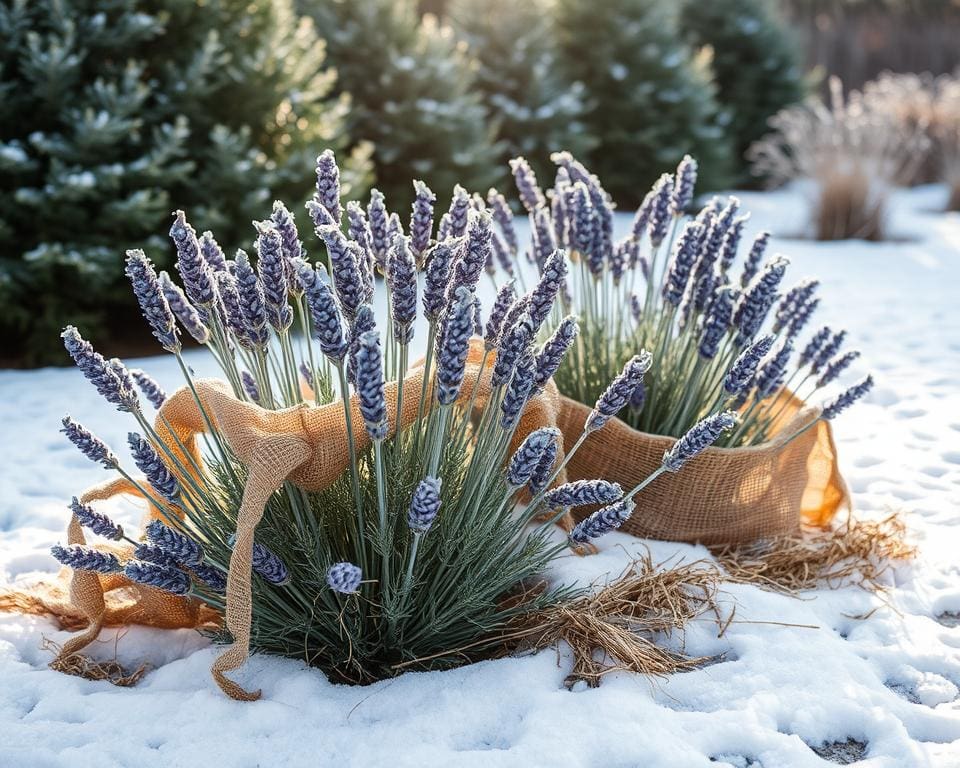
[569,499,635,544]
[446,185,471,239]
[170,211,215,307]
[661,221,702,307]
[816,350,861,388]
[733,256,789,345]
[51,545,121,574]
[648,173,674,247]
[551,189,567,247]
[484,280,516,350]
[318,225,364,320]
[671,155,698,216]
[241,370,260,404]
[822,375,874,420]
[631,188,656,241]
[61,327,138,411]
[723,334,775,396]
[159,272,210,344]
[125,560,191,595]
[355,331,388,439]
[610,240,627,284]
[388,236,417,344]
[509,157,545,213]
[569,182,595,262]
[130,369,167,410]
[446,212,492,299]
[315,149,342,224]
[199,231,228,273]
[755,339,793,398]
[215,271,254,349]
[367,189,390,270]
[296,260,348,361]
[252,542,289,584]
[501,352,536,428]
[125,250,179,351]
[699,287,735,359]
[134,542,178,567]
[500,294,531,340]
[528,439,558,496]
[326,562,361,594]
[533,316,579,392]
[586,353,653,432]
[506,428,560,487]
[740,231,770,287]
[61,416,118,468]
[70,497,123,540]
[528,250,568,331]
[487,188,518,253]
[346,201,373,258]
[545,480,622,510]
[490,229,515,278]
[255,223,292,332]
[347,304,376,388]
[422,242,455,322]
[800,326,832,367]
[786,296,820,340]
[408,476,442,533]
[306,198,336,229]
[629,380,646,412]
[145,519,204,567]
[437,212,453,243]
[409,180,436,257]
[436,287,475,405]
[718,214,749,273]
[387,212,403,244]
[774,279,819,332]
[812,330,847,374]
[270,201,305,294]
[662,411,738,472]
[129,433,180,503]
[530,206,558,271]
[192,563,227,593]
[492,313,535,387]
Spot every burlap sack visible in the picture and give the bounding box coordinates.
[556,391,849,544]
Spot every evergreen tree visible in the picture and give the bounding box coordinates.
[0,0,371,365]
[680,0,805,182]
[449,0,596,185]
[302,0,502,212]
[553,0,732,204]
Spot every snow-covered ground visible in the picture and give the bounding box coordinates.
[2,185,959,767]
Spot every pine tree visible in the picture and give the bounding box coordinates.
[449,0,596,185]
[553,0,732,204]
[0,0,371,365]
[302,0,502,212]
[680,0,805,183]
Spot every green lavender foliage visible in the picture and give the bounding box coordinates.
[679,0,806,182]
[302,0,502,211]
[448,0,597,185]
[552,0,732,204]
[0,0,371,366]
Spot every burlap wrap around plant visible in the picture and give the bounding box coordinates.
[556,391,849,544]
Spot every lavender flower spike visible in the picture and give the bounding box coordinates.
[822,375,874,420]
[192,563,227,593]
[507,428,560,487]
[662,411,738,472]
[388,236,418,344]
[317,224,364,320]
[545,480,623,510]
[527,249,568,331]
[130,369,167,410]
[446,184,471,239]
[134,543,177,567]
[128,433,180,503]
[296,259,348,361]
[487,188,518,254]
[355,331,388,439]
[500,352,536,428]
[124,560,191,595]
[61,327,139,411]
[492,313,535,387]
[252,542,290,584]
[170,210,215,307]
[51,545,122,574]
[586,352,653,432]
[734,255,790,345]
[723,335,775,396]
[509,157,545,214]
[367,189,390,271]
[255,222,293,332]
[484,279,517,350]
[533,316,579,392]
[446,211,492,299]
[145,519,204,567]
[215,271,254,349]
[436,287,475,405]
[740,231,770,288]
[241,370,261,404]
[408,476,442,533]
[315,149,342,225]
[811,330,847,374]
[528,439,559,495]
[800,326,831,367]
[671,155,698,216]
[69,497,124,540]
[648,174,674,247]
[569,499,635,544]
[61,416,118,468]
[327,562,362,594]
[410,180,436,257]
[631,188,656,241]
[159,272,210,344]
[755,339,793,399]
[199,231,228,273]
[125,250,179,352]
[816,350,861,388]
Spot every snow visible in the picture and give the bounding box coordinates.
[2,185,960,767]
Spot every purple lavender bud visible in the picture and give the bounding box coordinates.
[485,280,517,350]
[144,519,203,567]
[422,242,455,322]
[315,149,342,225]
[718,214,749,273]
[648,174,674,247]
[69,497,123,540]
[786,296,820,340]
[487,188,519,254]
[632,188,656,241]
[610,240,627,284]
[241,370,260,404]
[128,433,180,503]
[586,353,653,432]
[199,232,228,273]
[741,231,770,288]
[192,563,227,593]
[569,499,635,544]
[347,304,376,388]
[723,334,775,396]
[671,155,698,216]
[170,211,215,307]
[500,352,536,428]
[774,279,820,332]
[661,221,703,307]
[130,369,167,410]
[551,190,567,247]
[545,479,622,510]
[490,229,515,278]
[252,542,289,585]
[296,260,348,361]
[822,375,874,420]
[811,330,847,374]
[125,560,191,595]
[318,225,363,320]
[533,316,578,392]
[326,562,361,594]
[51,545,122,574]
[346,201,373,259]
[436,287,475,405]
[629,380,646,412]
[232,251,270,348]
[387,212,403,244]
[437,212,453,243]
[159,272,210,344]
[255,222,292,332]
[61,327,139,411]
[569,182,595,260]
[410,180,436,258]
[270,201,305,296]
[800,326,832,367]
[528,439,558,496]
[509,157,545,214]
[388,236,417,344]
[506,427,560,487]
[355,331,388,439]
[662,411,738,472]
[527,250,568,331]
[446,185,471,239]
[699,287,735,359]
[492,313,535,387]
[755,339,793,398]
[408,476,442,533]
[447,212,492,299]
[125,250,179,351]
[367,189,390,271]
[306,198,336,230]
[299,362,315,393]
[215,271,254,349]
[134,542,178,567]
[531,205,559,272]
[816,350,861,388]
[61,416,118,468]
[734,256,789,345]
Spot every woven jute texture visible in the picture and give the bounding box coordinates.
[555,391,849,544]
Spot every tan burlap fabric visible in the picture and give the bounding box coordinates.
[556,391,849,544]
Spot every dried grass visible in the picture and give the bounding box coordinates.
[41,636,148,687]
